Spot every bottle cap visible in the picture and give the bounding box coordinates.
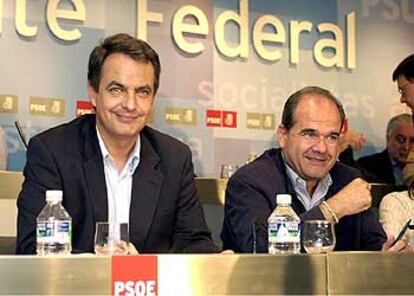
[276,194,291,204]
[46,190,63,202]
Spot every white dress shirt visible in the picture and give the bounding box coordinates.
[96,128,141,224]
[285,162,332,211]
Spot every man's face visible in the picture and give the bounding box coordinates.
[88,53,155,143]
[397,75,414,110]
[387,122,414,165]
[278,94,342,186]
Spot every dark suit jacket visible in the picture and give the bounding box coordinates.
[357,149,396,184]
[16,115,218,254]
[221,148,387,253]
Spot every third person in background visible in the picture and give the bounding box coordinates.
[393,54,414,112]
[393,54,414,191]
[357,113,414,186]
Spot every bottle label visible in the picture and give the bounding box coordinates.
[268,221,300,243]
[37,221,71,244]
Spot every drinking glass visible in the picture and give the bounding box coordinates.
[94,222,129,255]
[302,220,336,254]
[220,164,239,178]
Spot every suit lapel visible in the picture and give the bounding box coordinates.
[83,157,107,223]
[81,117,108,223]
[129,130,164,249]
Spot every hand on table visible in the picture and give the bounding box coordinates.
[382,235,413,253]
[220,249,235,255]
[128,243,139,255]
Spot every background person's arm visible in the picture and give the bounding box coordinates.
[379,192,407,238]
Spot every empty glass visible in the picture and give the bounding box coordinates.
[302,220,336,254]
[220,164,239,178]
[94,222,129,255]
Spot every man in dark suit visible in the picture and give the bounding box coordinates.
[16,33,218,254]
[393,54,414,112]
[393,55,414,184]
[357,113,414,186]
[221,86,410,253]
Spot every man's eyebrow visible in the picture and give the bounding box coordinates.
[299,129,340,136]
[136,84,152,91]
[135,84,154,93]
[105,80,125,89]
[299,128,317,133]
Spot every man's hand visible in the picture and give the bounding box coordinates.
[338,130,367,153]
[382,236,413,253]
[128,243,139,255]
[323,178,372,221]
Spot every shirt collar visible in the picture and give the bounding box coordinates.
[388,151,403,168]
[285,162,332,190]
[127,136,141,173]
[96,126,141,174]
[96,127,110,159]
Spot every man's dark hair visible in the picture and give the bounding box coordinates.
[87,33,161,93]
[392,54,414,82]
[281,86,346,130]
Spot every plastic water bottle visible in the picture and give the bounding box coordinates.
[268,194,300,254]
[36,190,72,255]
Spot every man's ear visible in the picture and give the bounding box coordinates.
[87,83,97,108]
[277,124,288,148]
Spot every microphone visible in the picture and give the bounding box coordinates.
[14,121,28,149]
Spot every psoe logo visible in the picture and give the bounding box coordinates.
[165,107,197,126]
[29,97,48,116]
[112,256,157,296]
[0,95,18,113]
[206,109,237,128]
[48,98,65,117]
[76,100,94,117]
[206,109,222,127]
[114,280,156,296]
[246,113,275,130]
[29,97,66,116]
[222,111,237,128]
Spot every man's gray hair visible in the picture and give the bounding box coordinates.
[386,113,413,137]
